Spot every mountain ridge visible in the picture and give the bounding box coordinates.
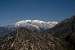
[0,16,75,50]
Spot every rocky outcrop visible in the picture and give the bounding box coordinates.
[0,27,74,50]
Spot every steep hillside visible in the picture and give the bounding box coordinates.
[0,27,74,50]
[49,16,75,48]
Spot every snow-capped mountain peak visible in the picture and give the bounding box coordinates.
[15,20,58,30]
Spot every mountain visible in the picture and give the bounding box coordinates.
[48,16,75,49]
[15,20,58,31]
[49,16,75,38]
[0,27,72,50]
[0,16,75,50]
[0,20,58,37]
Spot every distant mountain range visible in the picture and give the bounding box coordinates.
[0,26,15,37]
[0,20,58,37]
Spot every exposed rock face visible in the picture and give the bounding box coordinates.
[13,28,64,50]
[0,27,74,50]
[0,16,75,50]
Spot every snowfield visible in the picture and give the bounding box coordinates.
[15,20,58,30]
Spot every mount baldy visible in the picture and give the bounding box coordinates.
[15,20,58,31]
[0,16,75,50]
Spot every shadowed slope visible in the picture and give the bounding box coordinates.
[48,16,75,49]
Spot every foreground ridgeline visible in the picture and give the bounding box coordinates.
[0,16,75,50]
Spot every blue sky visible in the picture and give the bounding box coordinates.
[0,0,75,25]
